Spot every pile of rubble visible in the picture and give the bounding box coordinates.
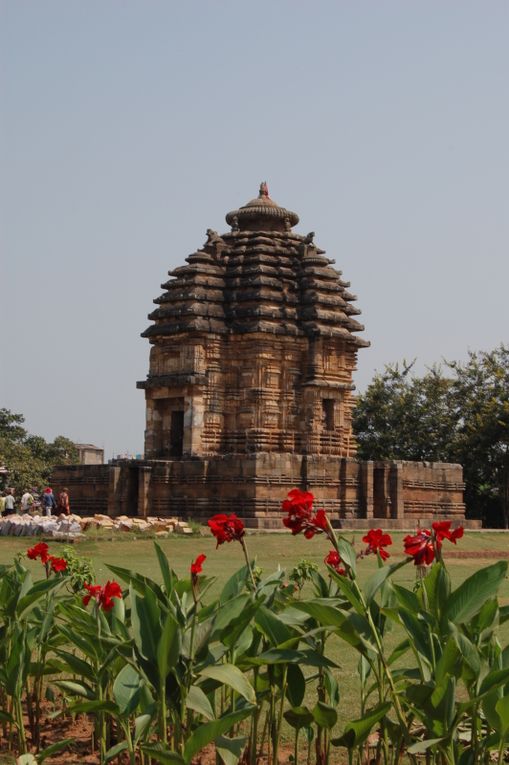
[0,513,193,539]
[0,514,83,539]
[79,515,193,537]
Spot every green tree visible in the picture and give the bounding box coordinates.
[353,346,509,527]
[0,408,79,497]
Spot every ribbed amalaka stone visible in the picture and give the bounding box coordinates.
[138,183,369,460]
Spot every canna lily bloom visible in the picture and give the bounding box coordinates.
[82,580,122,611]
[324,550,346,576]
[403,529,434,565]
[362,528,393,561]
[27,542,50,564]
[432,520,464,549]
[48,556,68,573]
[191,553,206,575]
[208,514,245,546]
[282,489,330,540]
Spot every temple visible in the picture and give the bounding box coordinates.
[53,184,467,527]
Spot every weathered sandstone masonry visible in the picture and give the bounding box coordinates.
[52,184,469,527]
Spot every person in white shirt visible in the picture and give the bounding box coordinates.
[21,490,34,513]
[3,490,15,516]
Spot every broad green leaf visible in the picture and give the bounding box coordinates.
[496,695,509,734]
[292,599,346,627]
[70,699,119,714]
[284,706,314,729]
[199,663,256,704]
[134,713,153,743]
[254,605,295,645]
[141,745,185,765]
[445,561,508,625]
[479,667,509,696]
[16,577,64,620]
[286,663,306,707]
[104,741,128,762]
[113,664,142,715]
[54,680,95,700]
[312,701,337,729]
[220,563,250,602]
[363,558,409,604]
[154,541,175,595]
[331,702,390,748]
[407,738,446,754]
[337,538,357,576]
[216,735,248,765]
[186,684,215,720]
[56,650,95,680]
[157,611,180,681]
[184,706,255,764]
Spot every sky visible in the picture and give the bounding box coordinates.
[1,1,508,459]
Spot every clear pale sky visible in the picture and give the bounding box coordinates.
[2,2,508,458]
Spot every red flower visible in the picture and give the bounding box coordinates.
[191,553,206,575]
[82,581,122,611]
[432,521,464,549]
[404,529,435,566]
[48,556,68,573]
[282,489,330,540]
[27,542,50,564]
[208,514,245,547]
[362,528,393,561]
[324,550,346,576]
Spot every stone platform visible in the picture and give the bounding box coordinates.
[52,453,467,528]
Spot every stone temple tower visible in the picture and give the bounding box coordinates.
[52,184,466,526]
[138,183,369,465]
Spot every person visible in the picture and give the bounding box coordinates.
[3,489,16,516]
[21,489,35,514]
[0,491,6,516]
[57,487,70,515]
[41,487,57,517]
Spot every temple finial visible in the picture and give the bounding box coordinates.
[259,181,269,198]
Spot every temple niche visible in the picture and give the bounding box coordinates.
[52,184,469,527]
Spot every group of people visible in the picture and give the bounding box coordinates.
[0,487,71,517]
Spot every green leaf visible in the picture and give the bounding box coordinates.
[292,599,346,627]
[134,713,153,744]
[220,564,250,602]
[284,706,314,729]
[186,684,215,720]
[56,650,95,680]
[312,701,337,729]
[363,558,409,604]
[154,541,175,595]
[496,696,509,734]
[407,738,446,754]
[286,663,305,707]
[184,707,255,764]
[104,741,128,762]
[54,680,95,700]
[337,538,357,576]
[216,735,248,765]
[157,611,180,682]
[113,664,142,715]
[445,561,508,625]
[199,663,256,704]
[332,702,390,748]
[254,605,295,645]
[141,745,185,765]
[70,699,119,714]
[16,577,64,620]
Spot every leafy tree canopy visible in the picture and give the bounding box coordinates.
[0,408,78,496]
[353,345,509,527]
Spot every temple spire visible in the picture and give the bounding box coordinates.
[259,181,269,198]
